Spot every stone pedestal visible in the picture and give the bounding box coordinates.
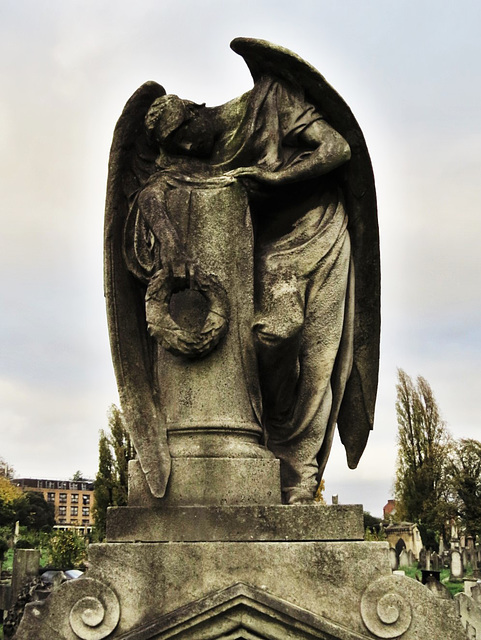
[16,501,469,640]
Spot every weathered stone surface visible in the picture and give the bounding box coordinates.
[388,547,398,571]
[10,549,40,604]
[106,504,364,542]
[15,577,120,640]
[424,575,452,600]
[456,591,481,639]
[17,541,468,639]
[450,548,464,580]
[128,457,281,507]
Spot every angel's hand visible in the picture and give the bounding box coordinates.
[224,166,279,185]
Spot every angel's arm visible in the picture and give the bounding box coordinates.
[226,119,350,186]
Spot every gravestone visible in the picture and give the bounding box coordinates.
[399,549,410,568]
[431,551,441,571]
[450,549,464,580]
[471,583,481,605]
[13,38,468,640]
[439,537,445,555]
[419,547,427,569]
[425,575,451,600]
[389,547,399,571]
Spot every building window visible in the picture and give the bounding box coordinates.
[82,507,90,517]
[47,492,55,503]
[47,481,55,489]
[71,493,79,504]
[59,493,67,504]
[58,518,66,524]
[71,506,78,517]
[82,495,90,505]
[81,483,87,491]
[70,482,78,490]
[59,481,67,489]
[59,506,67,516]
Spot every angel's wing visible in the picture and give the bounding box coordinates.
[104,81,172,498]
[231,38,380,470]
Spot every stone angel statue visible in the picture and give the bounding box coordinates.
[104,38,380,504]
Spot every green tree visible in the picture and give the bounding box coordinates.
[93,405,135,540]
[93,430,115,540]
[394,369,453,541]
[0,475,23,527]
[108,405,134,507]
[16,491,55,531]
[71,470,84,481]
[450,439,481,542]
[48,529,87,569]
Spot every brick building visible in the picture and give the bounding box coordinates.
[15,477,95,534]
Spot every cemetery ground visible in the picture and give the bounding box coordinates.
[399,562,472,596]
[0,528,88,638]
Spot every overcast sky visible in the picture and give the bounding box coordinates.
[1,0,480,516]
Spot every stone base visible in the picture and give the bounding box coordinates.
[106,504,365,542]
[15,507,468,639]
[128,457,282,506]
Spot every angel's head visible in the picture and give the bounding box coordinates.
[145,94,215,157]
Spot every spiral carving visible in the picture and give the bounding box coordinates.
[69,578,120,640]
[361,576,412,638]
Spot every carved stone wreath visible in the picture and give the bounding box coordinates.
[145,265,229,358]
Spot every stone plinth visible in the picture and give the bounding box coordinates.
[106,504,364,542]
[17,534,468,640]
[16,502,469,640]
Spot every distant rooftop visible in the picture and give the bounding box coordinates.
[15,478,94,491]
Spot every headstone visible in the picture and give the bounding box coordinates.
[431,552,441,571]
[407,549,415,566]
[463,548,470,568]
[464,579,478,596]
[389,547,399,571]
[456,592,481,639]
[471,583,481,605]
[425,575,451,600]
[331,495,339,505]
[399,549,409,567]
[471,545,480,573]
[9,548,40,606]
[419,547,427,569]
[450,549,464,581]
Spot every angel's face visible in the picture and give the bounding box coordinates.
[161,103,215,158]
